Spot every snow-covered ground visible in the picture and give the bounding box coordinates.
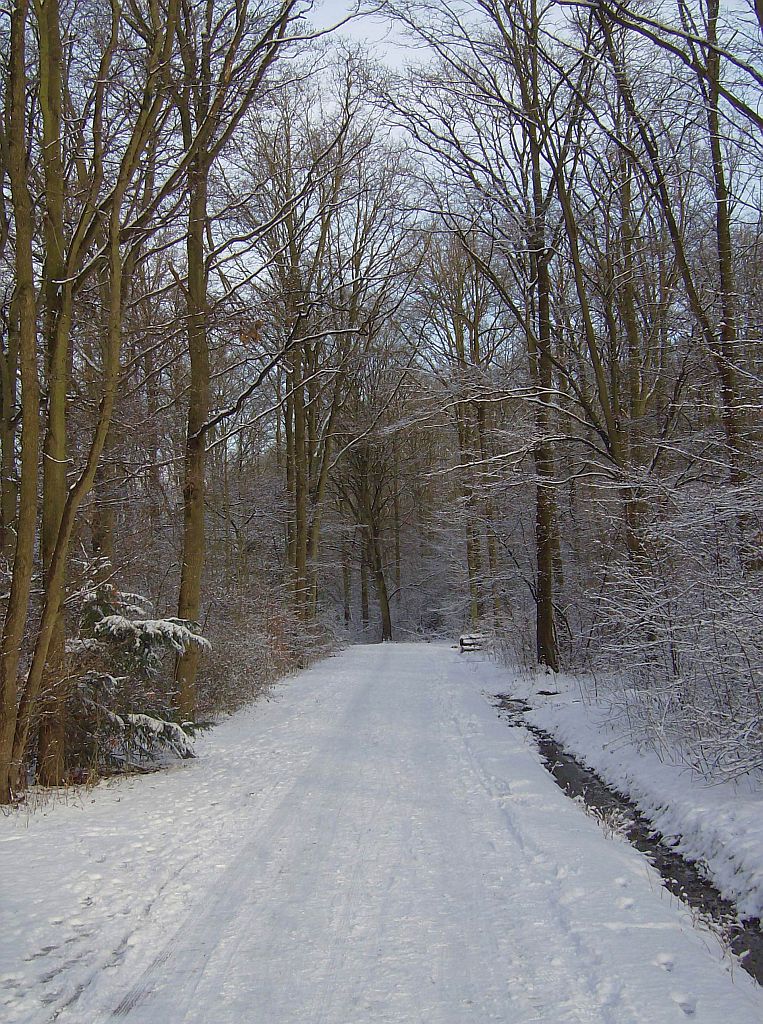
[499,667,763,923]
[1,643,761,1023]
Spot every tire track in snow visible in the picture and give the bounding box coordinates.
[4,644,761,1024]
[443,681,642,1024]
[109,656,389,1022]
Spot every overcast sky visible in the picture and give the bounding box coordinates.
[311,1,412,63]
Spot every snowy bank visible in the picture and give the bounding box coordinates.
[506,671,763,922]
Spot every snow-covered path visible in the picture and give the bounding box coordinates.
[2,644,762,1024]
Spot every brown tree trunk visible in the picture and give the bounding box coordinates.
[370,533,393,642]
[342,544,351,626]
[393,454,402,602]
[3,0,179,797]
[598,9,745,486]
[705,0,744,483]
[285,367,295,569]
[454,394,484,626]
[306,380,343,617]
[291,345,309,619]
[360,534,369,631]
[618,149,649,558]
[476,404,501,626]
[529,146,558,672]
[0,0,41,802]
[91,457,115,564]
[175,160,211,720]
[36,0,71,787]
[0,295,19,559]
[12,196,126,795]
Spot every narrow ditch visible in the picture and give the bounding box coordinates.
[493,694,763,986]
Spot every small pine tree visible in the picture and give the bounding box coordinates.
[65,577,210,775]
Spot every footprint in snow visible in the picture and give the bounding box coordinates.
[655,953,675,972]
[25,944,58,961]
[39,987,64,1006]
[671,991,697,1016]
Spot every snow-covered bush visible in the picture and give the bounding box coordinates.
[64,579,208,775]
[199,588,340,717]
[589,483,763,781]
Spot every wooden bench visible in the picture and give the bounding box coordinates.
[459,633,489,652]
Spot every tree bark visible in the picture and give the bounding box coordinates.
[0,295,19,559]
[0,0,41,802]
[36,0,71,787]
[175,159,211,720]
[529,137,558,671]
[360,533,370,631]
[12,202,126,782]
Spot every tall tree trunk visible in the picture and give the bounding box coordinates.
[465,523,482,627]
[370,532,393,641]
[284,367,295,569]
[360,474,392,641]
[704,0,744,483]
[91,454,115,564]
[476,403,501,626]
[36,0,71,787]
[598,9,745,486]
[175,160,211,720]
[529,150,558,672]
[360,534,369,631]
[393,454,401,602]
[306,382,343,618]
[512,1,559,672]
[0,0,41,802]
[342,542,351,626]
[618,148,649,558]
[12,204,125,780]
[292,345,309,620]
[2,0,179,797]
[0,295,19,559]
[455,400,483,626]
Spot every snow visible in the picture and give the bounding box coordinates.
[94,615,210,655]
[1,643,761,1023]
[504,669,763,922]
[119,713,196,760]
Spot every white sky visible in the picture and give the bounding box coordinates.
[311,0,413,64]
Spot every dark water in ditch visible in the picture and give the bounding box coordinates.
[493,694,763,986]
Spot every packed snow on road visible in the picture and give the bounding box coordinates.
[1,643,761,1023]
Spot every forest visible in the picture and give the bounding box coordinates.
[0,0,760,803]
